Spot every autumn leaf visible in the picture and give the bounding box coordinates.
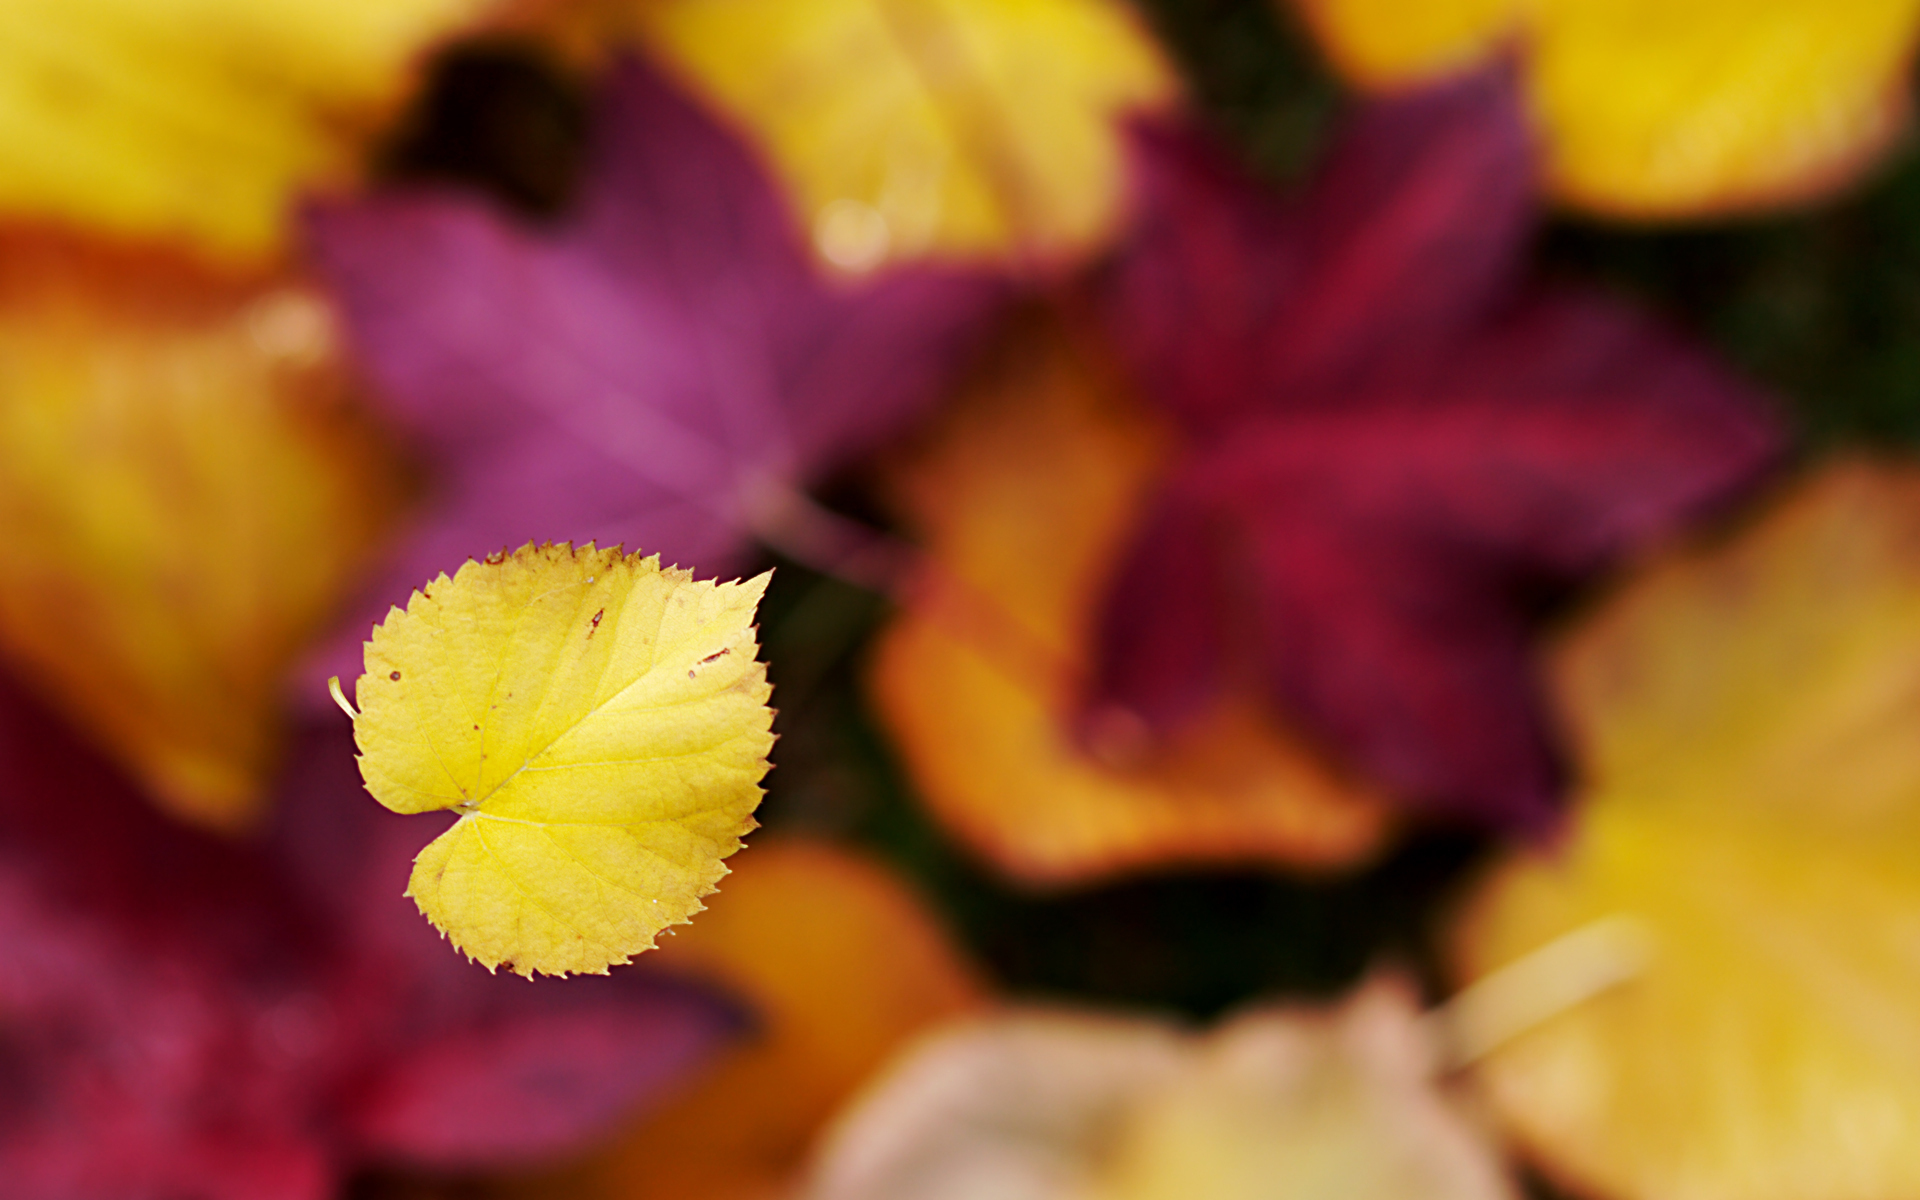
[1091,71,1783,828]
[800,979,1517,1200]
[610,0,1179,273]
[0,231,400,831]
[0,0,509,263]
[306,58,1002,686]
[341,542,775,978]
[1285,0,1920,217]
[0,673,738,1199]
[1449,459,1920,1200]
[499,839,986,1200]
[871,320,1390,887]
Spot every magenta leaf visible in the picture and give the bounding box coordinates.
[305,57,1006,684]
[345,1004,723,1168]
[0,675,739,1198]
[1091,70,1784,829]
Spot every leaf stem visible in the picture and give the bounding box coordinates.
[739,478,917,595]
[1429,914,1654,1070]
[327,676,358,719]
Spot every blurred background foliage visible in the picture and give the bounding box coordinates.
[370,0,1920,1025]
[13,0,1920,1196]
[307,2,1920,1197]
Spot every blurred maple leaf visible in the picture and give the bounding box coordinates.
[1451,459,1920,1200]
[873,319,1391,887]
[495,839,986,1200]
[0,675,738,1200]
[341,543,775,978]
[1090,69,1783,829]
[0,232,401,831]
[1285,0,1918,218]
[0,0,511,263]
[307,57,1004,685]
[608,0,1179,273]
[798,978,1516,1200]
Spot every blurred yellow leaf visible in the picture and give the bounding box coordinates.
[870,323,1391,887]
[618,0,1178,272]
[1451,459,1920,1200]
[498,839,986,1200]
[0,0,506,262]
[1288,0,1920,217]
[0,232,398,831]
[347,544,774,977]
[802,979,1517,1200]
[1289,0,1512,83]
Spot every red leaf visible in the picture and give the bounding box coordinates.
[1091,71,1783,828]
[1100,67,1533,436]
[0,674,739,1198]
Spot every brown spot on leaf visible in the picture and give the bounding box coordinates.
[698,647,731,665]
[588,607,604,636]
[389,671,401,681]
[485,549,506,565]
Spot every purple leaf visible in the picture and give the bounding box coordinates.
[304,57,1006,685]
[346,1003,725,1168]
[0,673,739,1198]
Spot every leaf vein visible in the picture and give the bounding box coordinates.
[469,817,622,963]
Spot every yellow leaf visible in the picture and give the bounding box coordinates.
[346,543,775,978]
[0,231,400,831]
[619,0,1179,272]
[0,0,506,263]
[500,839,986,1200]
[1291,0,1514,84]
[800,979,1517,1200]
[1451,459,1920,1200]
[870,322,1390,887]
[1286,0,1920,217]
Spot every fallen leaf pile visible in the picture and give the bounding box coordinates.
[872,319,1391,886]
[2,3,1916,1198]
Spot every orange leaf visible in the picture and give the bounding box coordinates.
[500,838,986,1200]
[870,322,1391,887]
[0,231,401,829]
